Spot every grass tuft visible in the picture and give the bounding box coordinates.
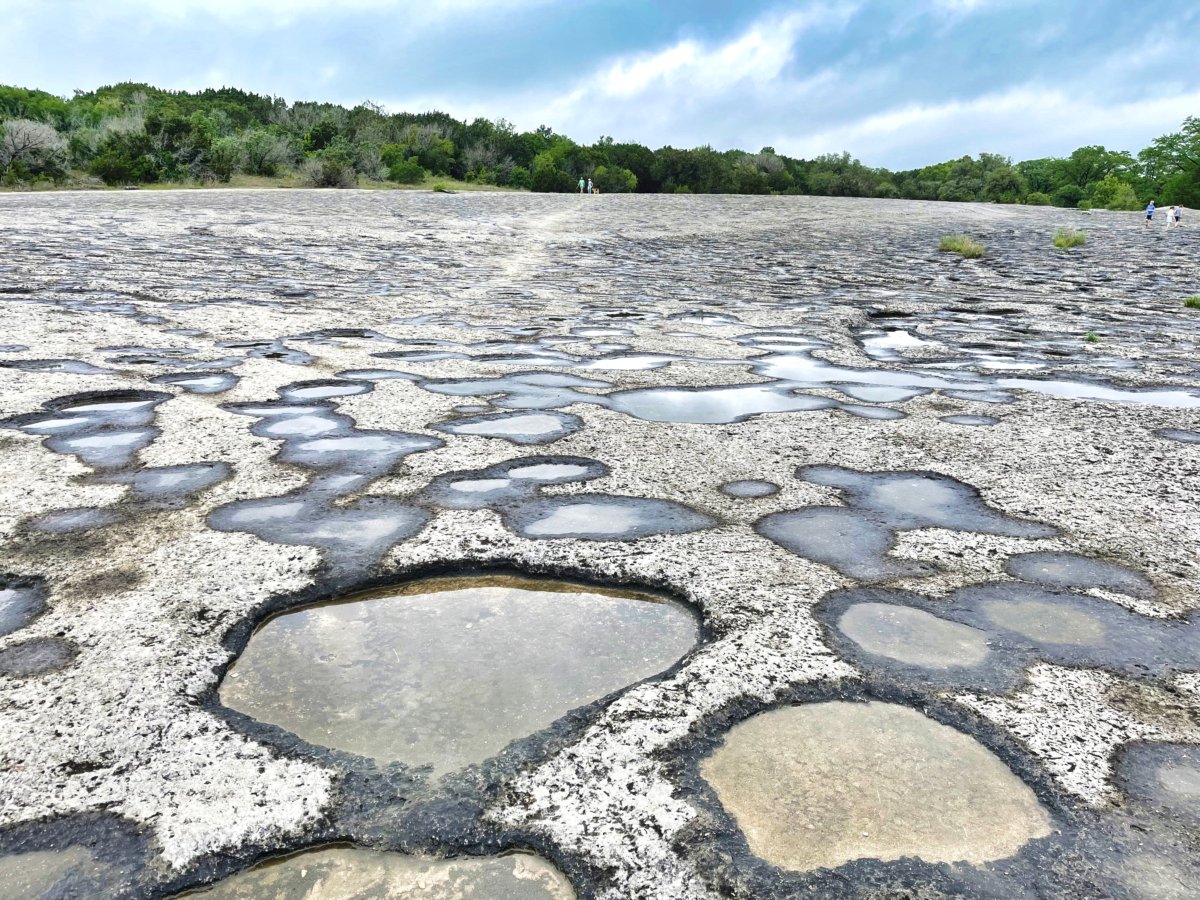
[939,235,984,258]
[1053,228,1088,250]
[1085,331,1100,343]
[1185,296,1200,310]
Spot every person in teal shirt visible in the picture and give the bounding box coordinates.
[578,177,585,194]
[1145,200,1155,226]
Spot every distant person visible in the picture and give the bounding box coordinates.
[587,178,594,194]
[1167,205,1177,228]
[1176,205,1185,226]
[578,177,585,194]
[1145,200,1155,226]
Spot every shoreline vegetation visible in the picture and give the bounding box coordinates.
[1,82,1197,208]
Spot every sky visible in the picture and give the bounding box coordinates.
[2,0,1198,169]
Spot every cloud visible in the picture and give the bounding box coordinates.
[780,85,1200,166]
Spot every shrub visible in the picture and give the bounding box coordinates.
[207,137,239,183]
[1050,184,1085,208]
[1077,200,1093,210]
[508,165,532,190]
[1027,192,1052,206]
[1106,183,1141,210]
[1085,331,1100,343]
[1053,228,1087,250]
[387,157,427,184]
[88,130,163,184]
[593,164,637,193]
[237,129,296,177]
[1185,296,1200,310]
[0,119,68,181]
[299,156,356,188]
[530,164,574,193]
[431,181,452,193]
[939,235,984,258]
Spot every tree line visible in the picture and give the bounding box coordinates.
[1,82,1197,208]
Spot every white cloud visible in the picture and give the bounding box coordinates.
[777,85,1200,166]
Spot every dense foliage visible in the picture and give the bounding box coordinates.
[1,82,1197,207]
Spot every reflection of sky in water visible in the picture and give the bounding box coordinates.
[221,581,697,775]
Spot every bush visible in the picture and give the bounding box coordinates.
[1085,331,1100,343]
[237,129,296,176]
[1053,228,1087,250]
[530,164,574,193]
[1106,183,1140,210]
[387,158,427,184]
[593,164,637,193]
[1185,296,1200,310]
[1077,200,1093,210]
[1050,184,1085,208]
[88,130,163,184]
[1026,192,1052,206]
[939,235,984,258]
[207,137,239,182]
[299,156,356,188]
[1,118,68,182]
[508,165,532,190]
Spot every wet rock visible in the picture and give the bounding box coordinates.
[837,602,990,668]
[192,848,575,899]
[0,638,77,678]
[700,701,1051,872]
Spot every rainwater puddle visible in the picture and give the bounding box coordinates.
[4,390,170,471]
[0,846,114,900]
[605,385,834,424]
[152,372,239,394]
[757,507,929,581]
[719,480,779,499]
[1005,551,1154,598]
[279,380,373,401]
[220,577,697,775]
[0,579,46,637]
[506,496,714,540]
[1155,428,1200,444]
[837,603,990,668]
[190,848,575,899]
[700,702,1050,872]
[30,507,121,534]
[434,411,582,444]
[940,414,999,426]
[758,467,1051,582]
[0,638,77,677]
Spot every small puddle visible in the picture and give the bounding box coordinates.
[1005,551,1155,598]
[0,846,114,899]
[0,578,46,637]
[433,411,582,444]
[719,480,779,499]
[220,576,698,775]
[187,847,574,899]
[837,602,991,669]
[700,701,1050,872]
[0,637,77,678]
[940,414,999,426]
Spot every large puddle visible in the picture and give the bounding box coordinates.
[220,577,697,775]
[190,847,574,900]
[700,701,1051,872]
